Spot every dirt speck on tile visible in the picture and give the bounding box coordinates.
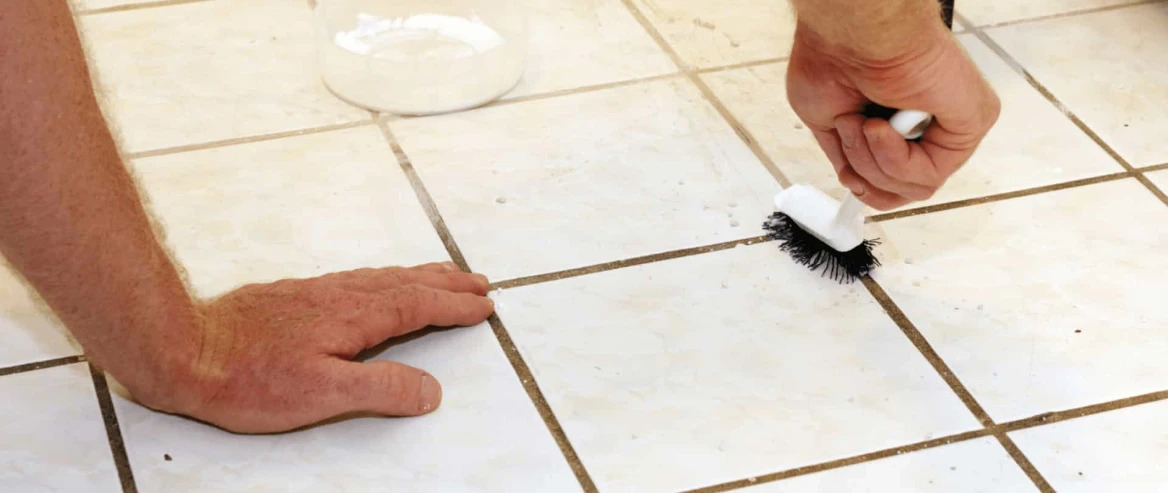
[692,18,716,30]
[495,197,507,204]
[164,454,172,461]
[730,219,740,227]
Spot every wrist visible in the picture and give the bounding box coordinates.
[792,0,949,68]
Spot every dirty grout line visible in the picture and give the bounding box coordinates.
[861,278,996,427]
[618,0,793,188]
[967,18,1168,210]
[376,122,598,492]
[688,389,1168,492]
[486,315,599,493]
[492,236,769,290]
[125,120,374,160]
[861,277,1054,491]
[870,171,1133,222]
[88,363,138,493]
[0,355,87,378]
[993,434,1055,492]
[1138,162,1168,174]
[74,0,215,16]
[970,0,1167,30]
[693,57,791,76]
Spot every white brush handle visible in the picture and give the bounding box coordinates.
[890,109,933,140]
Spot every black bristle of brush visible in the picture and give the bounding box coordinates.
[764,0,953,283]
[763,213,881,283]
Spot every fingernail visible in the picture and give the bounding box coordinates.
[419,375,441,412]
[441,262,458,272]
[473,273,489,285]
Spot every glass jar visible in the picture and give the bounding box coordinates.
[312,0,528,115]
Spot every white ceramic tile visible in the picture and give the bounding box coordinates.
[79,0,369,153]
[744,438,1035,493]
[112,323,581,492]
[131,126,448,298]
[702,35,1120,212]
[0,363,121,492]
[958,0,1136,26]
[0,267,81,369]
[503,0,676,99]
[873,180,1168,422]
[493,243,980,492]
[1010,401,1168,492]
[988,3,1168,167]
[390,78,779,280]
[632,0,796,69]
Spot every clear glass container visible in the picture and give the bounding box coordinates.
[312,0,527,115]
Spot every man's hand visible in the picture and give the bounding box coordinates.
[143,262,495,434]
[786,2,1000,210]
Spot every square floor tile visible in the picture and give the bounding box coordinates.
[0,268,81,369]
[987,3,1168,167]
[1010,401,1168,492]
[502,0,676,99]
[702,34,1120,212]
[79,0,368,153]
[958,0,1137,26]
[632,0,795,69]
[111,324,580,492]
[745,438,1034,492]
[391,78,779,281]
[131,126,447,297]
[0,364,120,492]
[493,243,980,492]
[873,180,1168,422]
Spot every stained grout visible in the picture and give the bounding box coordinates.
[492,236,768,290]
[125,120,373,160]
[971,0,1167,30]
[1138,162,1168,173]
[88,363,138,493]
[993,434,1055,492]
[870,171,1132,222]
[0,355,87,377]
[618,0,793,188]
[688,389,1168,492]
[376,122,598,492]
[861,278,996,427]
[74,0,215,16]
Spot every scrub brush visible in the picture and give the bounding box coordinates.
[763,109,933,282]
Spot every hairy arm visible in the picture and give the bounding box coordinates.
[0,0,201,408]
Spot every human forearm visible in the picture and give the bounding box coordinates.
[790,0,946,63]
[0,1,200,408]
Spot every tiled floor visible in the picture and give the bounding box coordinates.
[3,0,1166,491]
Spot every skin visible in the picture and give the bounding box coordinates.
[788,0,1001,210]
[1,0,495,434]
[1,0,996,433]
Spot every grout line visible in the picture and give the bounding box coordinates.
[694,56,790,75]
[88,363,138,493]
[860,278,996,427]
[473,72,683,110]
[492,236,768,290]
[486,315,599,493]
[689,388,1168,492]
[124,120,373,160]
[966,18,1168,211]
[376,122,598,492]
[683,429,994,493]
[993,434,1056,492]
[74,0,215,16]
[375,121,472,268]
[972,0,1166,30]
[870,171,1132,222]
[0,355,86,377]
[618,0,793,188]
[1138,162,1168,174]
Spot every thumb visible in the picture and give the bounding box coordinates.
[327,360,443,417]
